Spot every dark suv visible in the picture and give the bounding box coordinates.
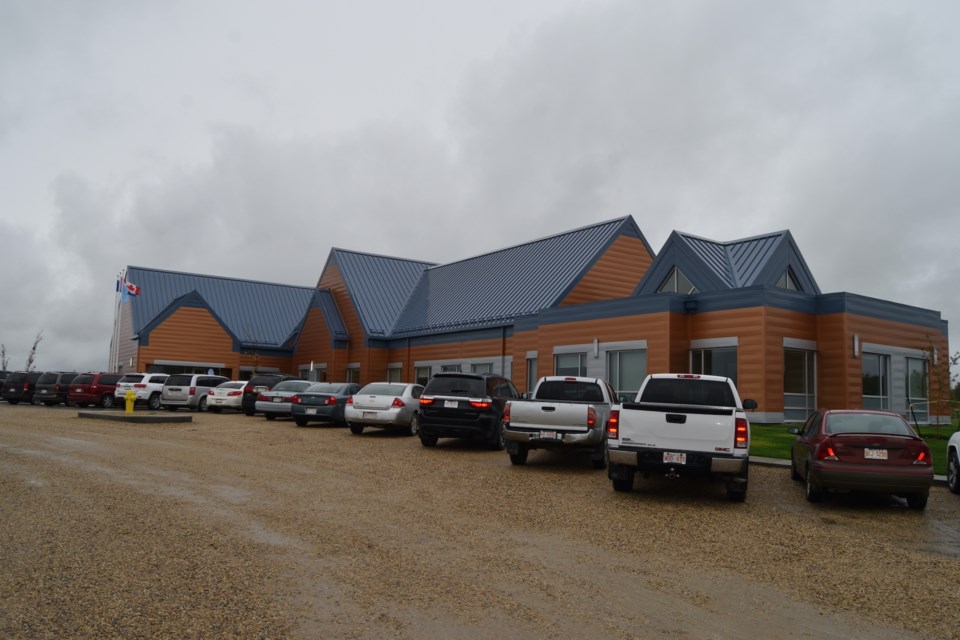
[242,373,300,416]
[67,372,124,408]
[34,372,80,405]
[2,371,43,405]
[417,372,519,449]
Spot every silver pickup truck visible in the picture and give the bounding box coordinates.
[606,373,758,501]
[502,376,617,468]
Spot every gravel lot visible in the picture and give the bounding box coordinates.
[1,404,958,639]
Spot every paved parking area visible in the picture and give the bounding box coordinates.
[1,405,958,639]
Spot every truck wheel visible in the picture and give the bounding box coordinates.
[420,432,438,447]
[509,446,529,466]
[489,421,506,451]
[591,444,607,470]
[612,475,634,492]
[349,423,364,435]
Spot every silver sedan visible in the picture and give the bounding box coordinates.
[255,380,314,420]
[344,382,424,435]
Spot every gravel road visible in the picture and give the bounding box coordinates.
[1,404,958,639]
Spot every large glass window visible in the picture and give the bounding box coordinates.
[387,367,402,383]
[691,348,738,387]
[861,353,889,410]
[346,368,360,384]
[526,357,538,395]
[607,350,647,402]
[441,364,462,373]
[471,363,493,374]
[783,349,816,422]
[414,366,431,386]
[906,358,928,422]
[554,353,586,377]
[658,267,699,294]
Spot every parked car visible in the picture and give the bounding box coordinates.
[2,371,44,405]
[255,380,314,420]
[945,430,960,495]
[417,372,519,449]
[206,380,247,413]
[241,373,301,416]
[290,382,362,427]
[789,409,934,510]
[344,382,424,435]
[33,371,80,405]
[114,373,169,410]
[67,372,124,408]
[161,374,229,411]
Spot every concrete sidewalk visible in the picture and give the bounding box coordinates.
[750,455,948,486]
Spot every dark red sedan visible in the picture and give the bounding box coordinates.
[789,409,933,510]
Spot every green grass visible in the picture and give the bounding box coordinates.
[751,422,957,476]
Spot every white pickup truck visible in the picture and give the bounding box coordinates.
[606,373,758,501]
[502,376,617,468]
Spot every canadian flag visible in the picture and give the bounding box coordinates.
[124,281,141,296]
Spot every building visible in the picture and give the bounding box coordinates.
[110,216,950,423]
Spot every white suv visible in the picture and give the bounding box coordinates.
[114,373,170,410]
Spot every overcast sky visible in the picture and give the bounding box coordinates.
[1,0,958,377]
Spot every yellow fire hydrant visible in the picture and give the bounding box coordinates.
[125,389,137,414]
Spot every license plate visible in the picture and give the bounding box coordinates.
[272,397,281,403]
[306,408,317,415]
[864,448,888,460]
[538,430,559,440]
[663,452,687,464]
[170,389,181,395]
[444,400,458,408]
[363,411,376,418]
[215,399,222,404]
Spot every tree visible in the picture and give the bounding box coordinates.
[24,330,43,372]
[0,344,7,370]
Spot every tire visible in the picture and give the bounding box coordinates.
[805,466,823,503]
[165,405,177,412]
[420,432,438,447]
[408,413,420,437]
[147,394,162,410]
[244,409,255,417]
[790,455,802,481]
[509,445,529,466]
[265,414,276,421]
[948,451,960,495]
[196,397,207,412]
[294,418,308,427]
[100,394,114,409]
[489,421,506,451]
[612,475,634,493]
[591,444,607,470]
[349,423,364,435]
[8,400,19,405]
[209,407,221,413]
[44,402,56,407]
[907,492,929,510]
[726,469,748,502]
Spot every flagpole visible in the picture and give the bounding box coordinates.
[112,269,124,372]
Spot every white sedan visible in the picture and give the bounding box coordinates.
[948,430,960,494]
[344,382,424,435]
[206,381,247,413]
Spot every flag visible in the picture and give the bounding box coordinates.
[121,280,140,303]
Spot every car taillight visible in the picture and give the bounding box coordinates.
[346,396,354,406]
[391,397,405,408]
[817,445,839,461]
[469,400,492,409]
[914,448,932,466]
[324,396,337,406]
[504,402,511,422]
[258,393,269,401]
[587,406,597,428]
[189,387,196,396]
[228,391,241,397]
[677,374,700,379]
[55,384,61,392]
[290,395,301,405]
[23,383,29,391]
[244,387,254,395]
[207,389,215,395]
[134,384,146,388]
[734,417,749,449]
[419,397,434,406]
[606,409,620,439]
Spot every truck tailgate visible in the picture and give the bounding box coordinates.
[619,404,736,451]
[510,401,590,431]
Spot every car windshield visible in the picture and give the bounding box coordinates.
[37,373,59,384]
[218,381,245,389]
[359,383,405,396]
[639,379,735,407]
[273,380,312,392]
[306,383,345,394]
[118,374,145,383]
[425,376,485,397]
[825,413,914,436]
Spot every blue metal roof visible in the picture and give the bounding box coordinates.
[390,217,641,337]
[126,266,316,348]
[327,250,436,337]
[679,232,784,288]
[312,289,349,342]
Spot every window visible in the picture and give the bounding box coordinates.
[526,357,537,395]
[658,267,699,294]
[691,348,738,387]
[346,368,360,384]
[441,364,462,373]
[777,268,802,291]
[906,358,928,422]
[607,350,647,402]
[783,349,815,422]
[415,366,431,386]
[861,353,889,410]
[387,367,402,383]
[471,362,493,374]
[554,353,586,376]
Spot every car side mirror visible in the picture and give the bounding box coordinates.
[787,427,801,435]
[742,399,758,410]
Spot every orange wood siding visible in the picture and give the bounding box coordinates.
[761,308,818,413]
[139,307,244,376]
[319,264,368,380]
[292,307,336,374]
[560,236,654,306]
[816,314,855,409]
[689,308,766,408]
